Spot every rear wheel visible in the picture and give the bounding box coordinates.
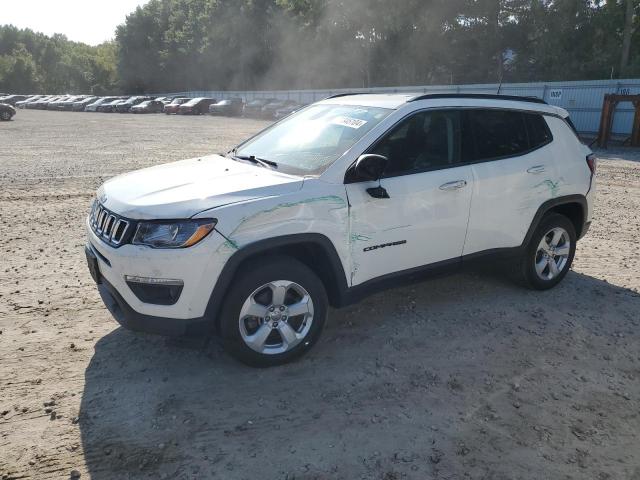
[219,256,328,367]
[518,213,576,290]
[0,111,12,121]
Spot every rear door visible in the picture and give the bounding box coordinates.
[345,109,474,285]
[462,109,558,255]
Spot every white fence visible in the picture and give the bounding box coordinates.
[162,79,640,135]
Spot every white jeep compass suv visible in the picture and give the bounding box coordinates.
[85,93,596,366]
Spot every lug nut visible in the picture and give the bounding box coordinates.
[282,315,287,321]
[269,306,275,312]
[279,306,285,311]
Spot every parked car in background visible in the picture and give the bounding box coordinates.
[131,99,165,114]
[261,99,300,119]
[115,96,152,113]
[164,98,190,114]
[72,96,98,111]
[15,95,44,108]
[274,102,306,120]
[97,98,127,113]
[47,96,74,110]
[178,97,216,115]
[86,97,115,112]
[56,95,87,111]
[0,95,29,106]
[27,95,59,109]
[0,103,16,121]
[209,98,244,116]
[243,98,274,117]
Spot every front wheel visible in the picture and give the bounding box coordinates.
[518,213,576,290]
[0,111,12,121]
[219,256,328,367]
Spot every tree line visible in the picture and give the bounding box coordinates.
[1,0,638,95]
[0,26,118,94]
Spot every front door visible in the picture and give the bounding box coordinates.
[345,110,473,286]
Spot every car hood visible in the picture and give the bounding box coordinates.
[98,155,304,220]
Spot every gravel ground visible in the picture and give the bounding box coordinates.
[1,109,639,480]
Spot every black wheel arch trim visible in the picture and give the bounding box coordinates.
[520,194,589,245]
[203,233,350,331]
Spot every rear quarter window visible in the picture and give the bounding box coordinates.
[524,113,553,148]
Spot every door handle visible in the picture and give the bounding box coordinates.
[527,165,546,174]
[439,180,467,191]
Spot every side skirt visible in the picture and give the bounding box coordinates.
[336,246,522,307]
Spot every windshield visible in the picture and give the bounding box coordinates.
[184,98,203,106]
[235,104,392,175]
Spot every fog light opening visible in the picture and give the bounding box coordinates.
[124,276,184,306]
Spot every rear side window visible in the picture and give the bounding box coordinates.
[463,109,553,162]
[524,113,552,148]
[467,109,529,160]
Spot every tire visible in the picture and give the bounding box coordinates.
[0,111,11,121]
[517,213,576,290]
[219,255,328,367]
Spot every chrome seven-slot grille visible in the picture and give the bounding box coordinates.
[90,201,130,246]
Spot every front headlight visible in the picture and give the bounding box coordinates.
[132,219,217,249]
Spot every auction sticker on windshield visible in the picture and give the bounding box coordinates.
[332,116,368,129]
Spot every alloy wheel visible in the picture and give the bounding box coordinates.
[534,227,571,281]
[238,280,314,355]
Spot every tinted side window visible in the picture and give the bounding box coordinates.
[370,110,461,177]
[524,113,552,148]
[468,109,529,160]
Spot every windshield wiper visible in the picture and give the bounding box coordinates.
[231,154,278,169]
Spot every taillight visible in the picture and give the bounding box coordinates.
[586,154,597,176]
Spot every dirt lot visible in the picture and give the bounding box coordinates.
[1,109,639,480]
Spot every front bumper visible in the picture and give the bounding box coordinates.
[97,273,209,336]
[579,220,591,240]
[86,216,232,331]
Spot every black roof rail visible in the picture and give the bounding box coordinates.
[408,93,547,105]
[324,92,371,99]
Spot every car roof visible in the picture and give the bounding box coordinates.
[318,93,569,117]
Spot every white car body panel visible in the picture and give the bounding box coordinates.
[463,143,561,254]
[206,178,352,286]
[98,155,303,219]
[545,116,595,221]
[345,165,473,285]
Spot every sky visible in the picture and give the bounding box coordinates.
[2,0,149,45]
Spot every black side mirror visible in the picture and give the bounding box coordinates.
[354,154,388,182]
[353,154,391,199]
